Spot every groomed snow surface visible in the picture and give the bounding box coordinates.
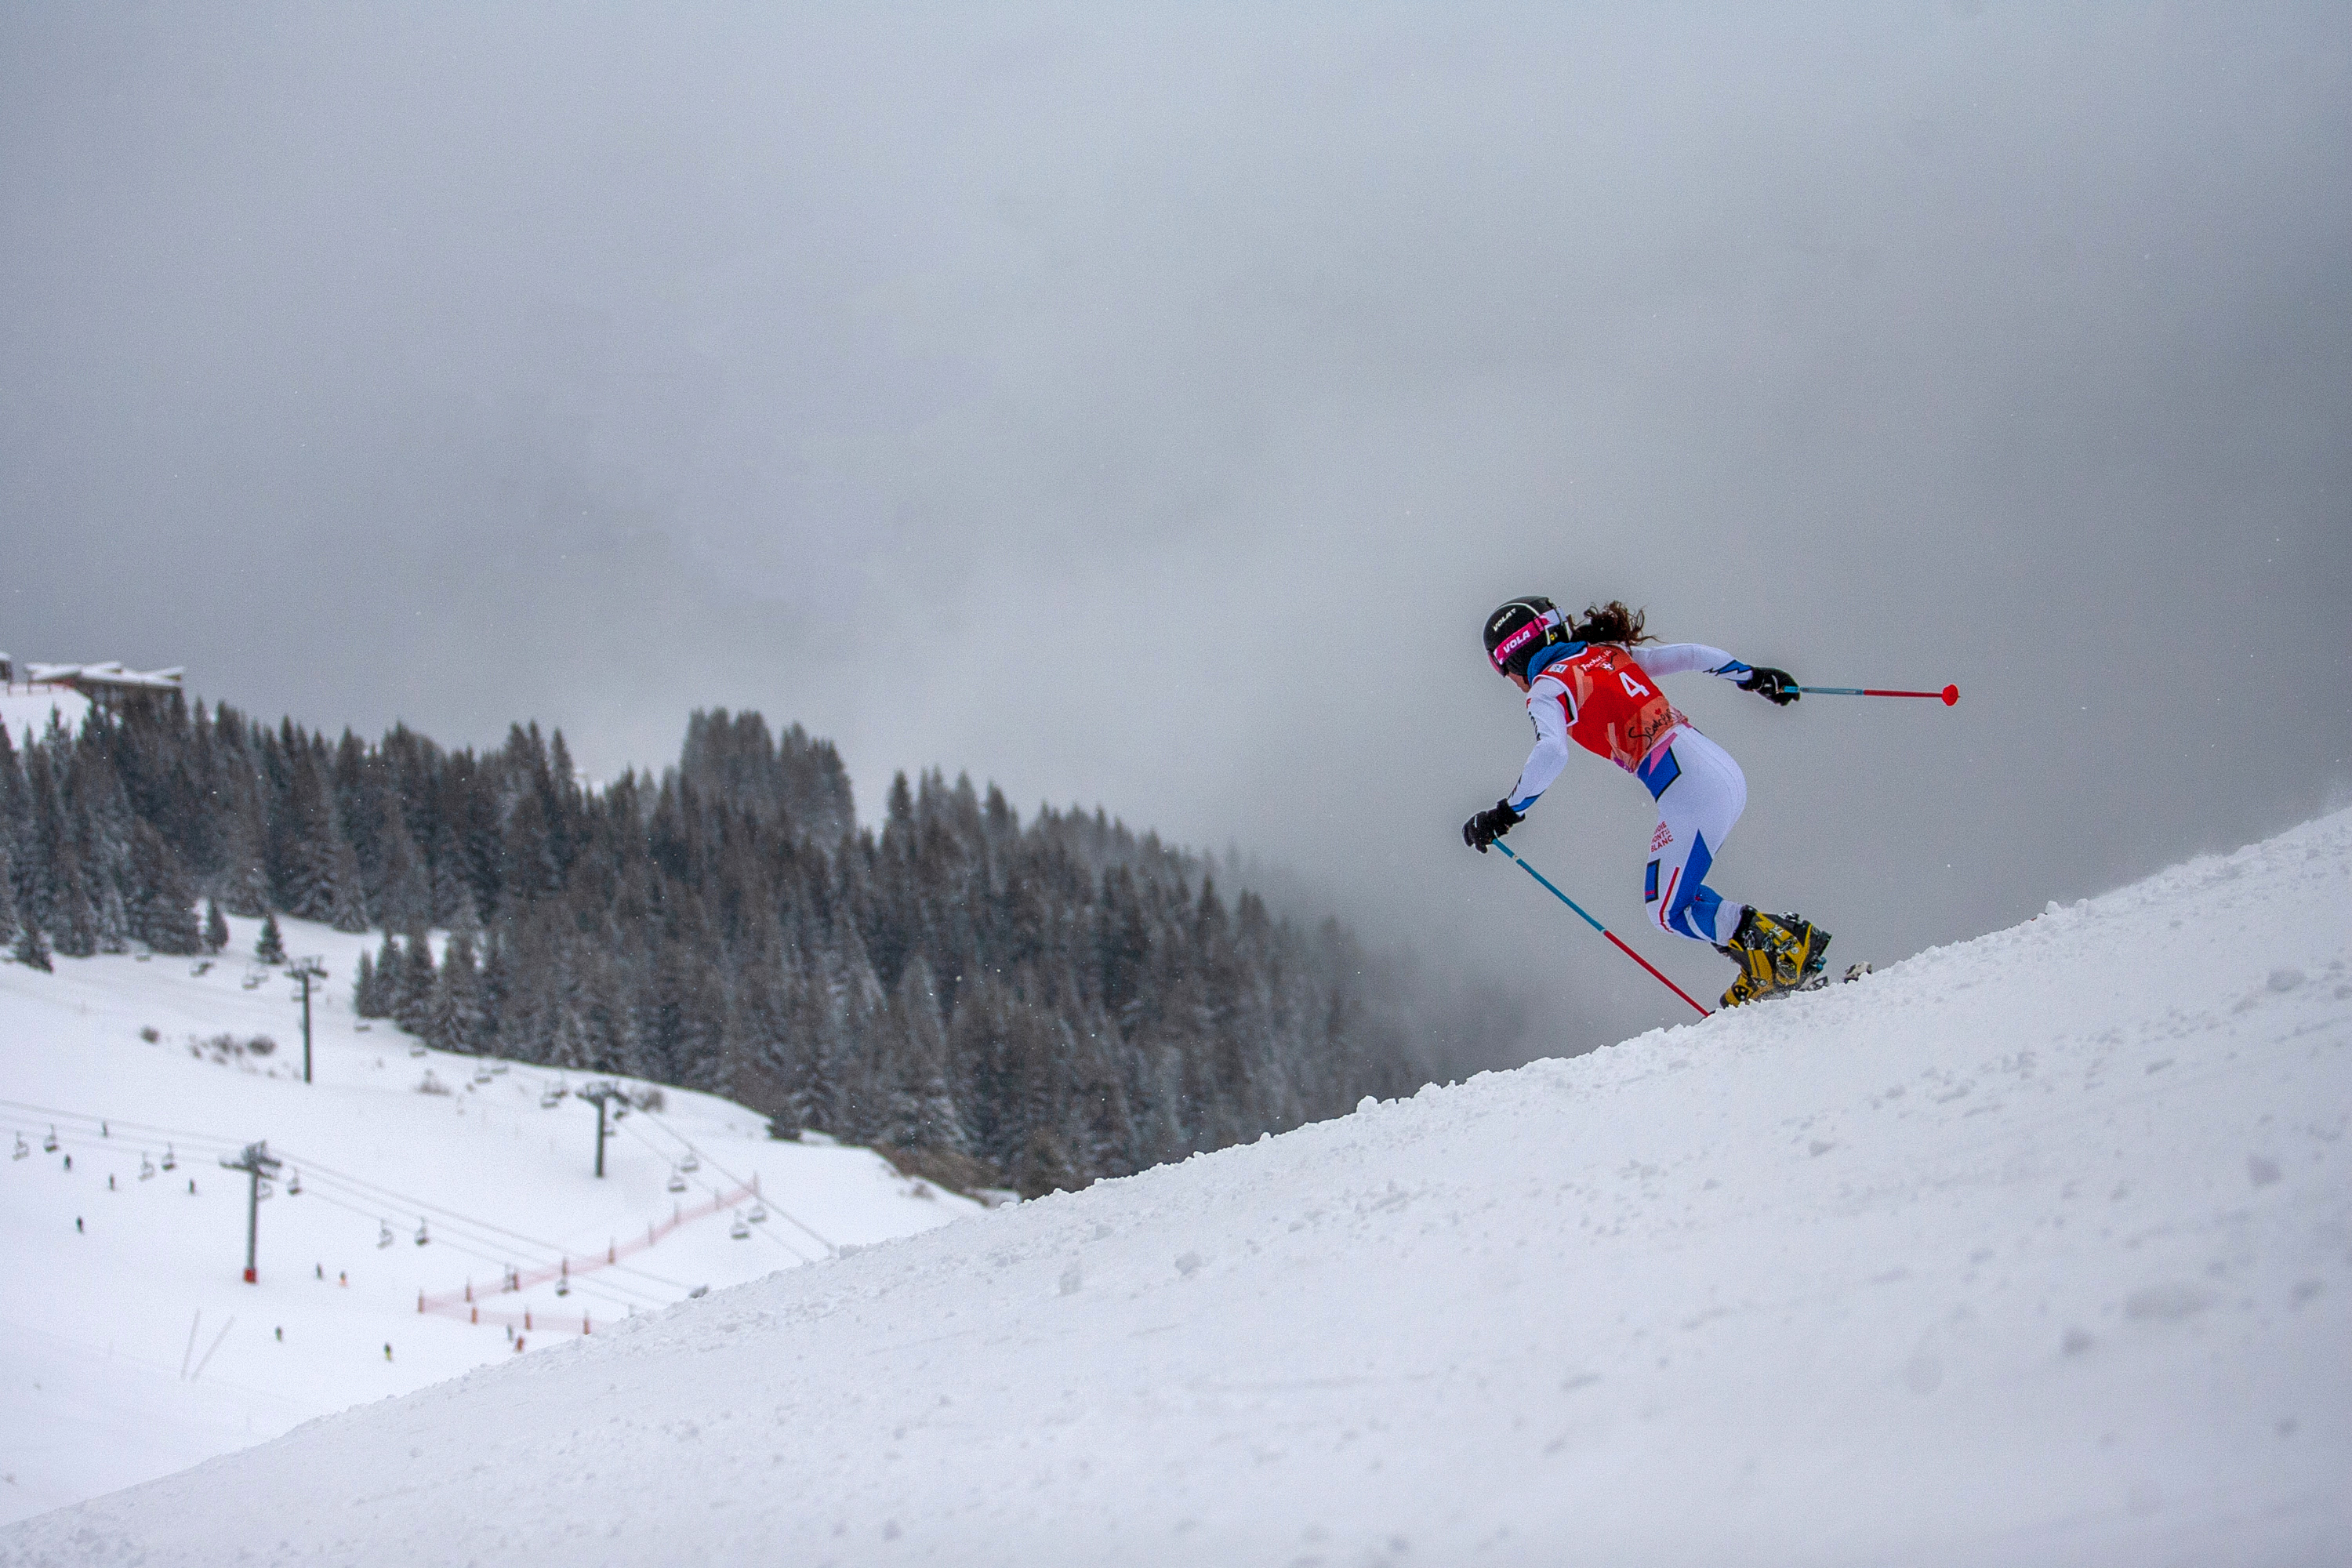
[0,914,978,1528]
[0,688,92,751]
[8,810,2350,1566]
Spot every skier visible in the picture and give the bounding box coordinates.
[1462,596,1831,1007]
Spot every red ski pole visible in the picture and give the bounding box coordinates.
[1491,843,1712,1018]
[1794,683,1958,706]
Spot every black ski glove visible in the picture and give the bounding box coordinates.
[1738,666,1800,706]
[1462,798,1523,853]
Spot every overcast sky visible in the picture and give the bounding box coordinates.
[4,3,2347,1063]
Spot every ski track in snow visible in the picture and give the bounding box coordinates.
[6,811,2350,1566]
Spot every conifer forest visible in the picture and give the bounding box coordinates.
[0,701,1426,1194]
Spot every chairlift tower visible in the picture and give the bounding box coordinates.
[576,1083,629,1178]
[218,1142,281,1283]
[287,956,328,1083]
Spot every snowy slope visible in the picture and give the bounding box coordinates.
[0,913,978,1526]
[0,688,90,750]
[7,811,2350,1566]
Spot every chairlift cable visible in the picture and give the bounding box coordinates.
[300,1188,670,1310]
[628,1109,835,1257]
[604,1117,814,1262]
[290,1171,679,1299]
[0,1098,251,1155]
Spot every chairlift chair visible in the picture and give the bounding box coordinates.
[414,1220,430,1246]
[287,1170,302,1196]
[748,1202,768,1223]
[729,1214,750,1240]
[11,1134,27,1160]
[42,1127,58,1153]
[679,1151,699,1174]
[377,1220,394,1249]
[256,1179,274,1201]
[555,1276,570,1298]
[161,1144,176,1171]
[409,1042,427,1058]
[472,1065,493,1085]
[666,1170,688,1193]
[490,1061,508,1075]
[539,1091,562,1109]
[139,1154,156,1181]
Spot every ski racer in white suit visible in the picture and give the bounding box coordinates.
[1462,597,1832,1008]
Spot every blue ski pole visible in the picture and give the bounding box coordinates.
[1491,843,1713,1018]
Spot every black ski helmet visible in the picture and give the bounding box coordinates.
[1483,596,1567,681]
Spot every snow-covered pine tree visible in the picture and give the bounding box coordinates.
[428,824,470,928]
[394,927,435,1033]
[783,956,839,1138]
[945,974,1018,1164]
[50,848,99,959]
[475,922,508,1054]
[879,957,964,1155]
[270,739,331,920]
[714,915,796,1127]
[576,949,633,1076]
[633,935,703,1091]
[374,798,429,933]
[13,914,52,972]
[481,914,551,1060]
[127,820,203,955]
[217,782,271,918]
[501,787,559,909]
[426,929,484,1054]
[325,829,367,933]
[0,727,24,919]
[356,930,399,1018]
[255,910,286,964]
[17,739,63,938]
[57,735,134,955]
[203,898,229,954]
[1064,999,1138,1180]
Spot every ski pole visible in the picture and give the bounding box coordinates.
[1491,843,1713,1018]
[1794,683,1959,706]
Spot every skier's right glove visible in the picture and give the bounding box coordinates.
[1462,798,1523,853]
[1738,666,1799,706]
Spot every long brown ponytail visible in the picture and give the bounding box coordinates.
[1572,600,1655,645]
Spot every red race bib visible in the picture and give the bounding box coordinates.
[1533,646,1686,771]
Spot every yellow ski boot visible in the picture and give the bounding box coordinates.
[1718,909,1831,1007]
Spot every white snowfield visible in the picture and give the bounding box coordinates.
[0,914,978,1529]
[0,687,92,750]
[8,811,2350,1566]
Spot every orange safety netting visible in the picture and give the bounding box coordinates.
[417,1178,758,1334]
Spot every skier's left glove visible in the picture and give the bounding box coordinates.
[1738,666,1799,706]
[1462,798,1523,853]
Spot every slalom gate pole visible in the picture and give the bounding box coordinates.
[1491,843,1713,1018]
[1794,683,1959,706]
